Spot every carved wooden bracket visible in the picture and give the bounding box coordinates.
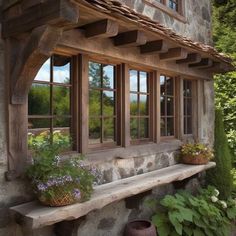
[2,0,80,178]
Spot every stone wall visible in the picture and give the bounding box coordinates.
[120,0,212,45]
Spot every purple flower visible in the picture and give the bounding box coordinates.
[37,183,48,191]
[73,189,81,199]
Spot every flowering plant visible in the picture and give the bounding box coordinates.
[26,132,96,206]
[180,142,214,160]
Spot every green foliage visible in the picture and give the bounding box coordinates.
[212,0,236,161]
[149,186,236,236]
[206,109,233,199]
[180,143,214,160]
[26,133,95,202]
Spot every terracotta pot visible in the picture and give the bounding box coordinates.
[181,154,209,165]
[124,219,157,236]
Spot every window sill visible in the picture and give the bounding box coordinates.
[143,0,187,23]
[10,162,216,229]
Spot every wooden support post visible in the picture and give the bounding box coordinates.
[140,40,169,54]
[160,47,188,61]
[189,58,213,69]
[84,19,119,38]
[114,30,147,47]
[121,63,130,147]
[154,71,161,143]
[78,54,89,153]
[176,53,201,64]
[2,0,80,38]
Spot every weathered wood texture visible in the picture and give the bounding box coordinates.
[189,58,213,69]
[176,53,201,64]
[2,0,80,38]
[160,47,188,61]
[140,40,169,54]
[11,162,216,229]
[114,30,147,47]
[84,19,119,38]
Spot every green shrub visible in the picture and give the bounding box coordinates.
[206,109,233,199]
[149,186,236,236]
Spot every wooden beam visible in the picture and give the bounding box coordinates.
[140,40,169,54]
[84,19,119,38]
[114,30,147,47]
[11,25,62,104]
[160,47,188,61]
[189,58,213,69]
[176,53,201,64]
[21,0,46,11]
[2,0,79,38]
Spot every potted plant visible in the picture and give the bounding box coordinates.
[180,142,214,165]
[26,132,95,207]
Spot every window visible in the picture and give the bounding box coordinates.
[160,75,175,137]
[28,55,72,149]
[88,62,117,147]
[130,70,150,141]
[183,80,193,135]
[168,0,179,11]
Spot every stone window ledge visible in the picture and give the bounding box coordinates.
[10,162,215,229]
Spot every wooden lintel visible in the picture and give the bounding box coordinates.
[140,40,169,54]
[21,0,46,11]
[2,0,79,38]
[159,47,188,61]
[176,53,201,64]
[11,25,62,104]
[189,58,213,69]
[114,30,147,47]
[84,19,119,38]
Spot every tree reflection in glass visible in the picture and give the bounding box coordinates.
[89,62,116,145]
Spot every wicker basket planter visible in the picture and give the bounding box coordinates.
[36,183,83,207]
[181,154,209,165]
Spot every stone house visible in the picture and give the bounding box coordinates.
[0,0,233,235]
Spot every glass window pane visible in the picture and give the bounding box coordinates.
[103,65,114,89]
[140,95,148,115]
[103,118,115,143]
[103,91,115,116]
[89,90,101,116]
[184,117,187,134]
[140,71,147,93]
[184,80,192,97]
[167,118,174,136]
[161,117,166,136]
[160,75,165,95]
[28,118,50,130]
[34,59,50,82]
[140,118,148,138]
[161,96,165,116]
[130,70,138,92]
[130,118,138,139]
[167,97,174,116]
[186,98,192,116]
[28,84,50,115]
[53,55,71,84]
[89,118,101,144]
[53,86,70,116]
[130,94,138,115]
[187,117,192,134]
[166,77,174,95]
[89,62,101,88]
[53,117,70,128]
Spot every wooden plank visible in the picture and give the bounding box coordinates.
[114,30,147,47]
[57,30,212,80]
[10,162,216,229]
[140,40,169,54]
[84,19,119,38]
[122,63,130,147]
[78,54,89,153]
[189,58,213,69]
[21,0,46,11]
[176,53,201,64]
[160,47,188,61]
[2,0,79,38]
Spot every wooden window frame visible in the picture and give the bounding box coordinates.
[28,55,72,144]
[144,0,186,23]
